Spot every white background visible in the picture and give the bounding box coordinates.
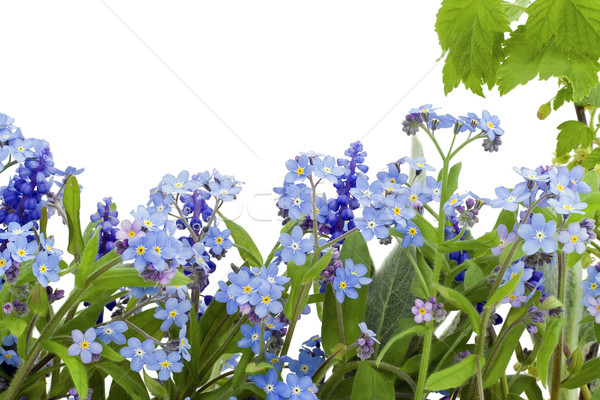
[1,1,573,396]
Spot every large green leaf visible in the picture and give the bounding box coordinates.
[350,362,395,400]
[97,361,150,400]
[435,283,481,334]
[556,120,596,157]
[364,243,414,347]
[436,0,510,96]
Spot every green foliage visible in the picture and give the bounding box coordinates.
[74,228,101,288]
[537,317,565,387]
[365,244,415,347]
[434,283,481,334]
[350,363,395,400]
[436,0,510,96]
[40,341,88,399]
[221,215,263,267]
[63,175,84,261]
[425,354,479,391]
[322,231,373,356]
[556,121,596,157]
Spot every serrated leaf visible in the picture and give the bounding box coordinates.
[503,0,530,22]
[436,0,510,96]
[426,354,480,391]
[554,85,573,110]
[582,148,600,169]
[526,0,600,58]
[556,120,595,156]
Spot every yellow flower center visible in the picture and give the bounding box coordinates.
[450,199,457,205]
[181,338,185,346]
[390,178,396,184]
[262,296,271,304]
[571,235,579,243]
[340,281,347,290]
[40,265,47,273]
[410,194,418,202]
[128,231,136,237]
[296,167,304,175]
[271,357,279,364]
[393,207,401,215]
[216,237,223,244]
[592,283,597,290]
[169,310,177,318]
[408,228,417,236]
[244,285,252,294]
[18,250,25,256]
[153,246,161,254]
[509,295,517,300]
[0,259,5,267]
[510,272,517,280]
[80,341,89,349]
[419,308,426,315]
[136,246,145,255]
[161,361,170,368]
[267,323,274,329]
[597,304,600,312]
[487,122,494,129]
[557,184,564,192]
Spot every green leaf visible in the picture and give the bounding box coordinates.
[426,354,480,391]
[63,175,84,260]
[562,357,600,389]
[55,292,122,336]
[556,121,595,156]
[445,162,462,202]
[3,318,27,337]
[40,340,88,399]
[508,374,543,400]
[376,325,428,367]
[526,0,600,58]
[101,344,124,363]
[434,284,481,334]
[463,259,485,290]
[554,85,573,110]
[283,255,312,321]
[436,0,510,96]
[498,25,600,101]
[221,215,263,267]
[578,83,600,107]
[487,270,523,306]
[302,248,333,283]
[90,267,190,292]
[351,362,395,400]
[365,244,415,349]
[483,306,528,387]
[322,231,373,356]
[75,228,101,288]
[143,370,169,397]
[232,347,254,389]
[503,0,530,22]
[537,317,565,387]
[97,361,150,400]
[29,284,48,316]
[582,148,600,169]
[412,213,438,246]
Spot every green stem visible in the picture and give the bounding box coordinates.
[481,320,525,380]
[414,327,433,400]
[311,344,347,383]
[280,281,312,356]
[198,318,245,380]
[316,227,358,253]
[336,298,345,345]
[4,260,117,400]
[196,370,235,394]
[550,252,566,400]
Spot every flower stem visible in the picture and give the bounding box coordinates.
[550,252,566,400]
[280,281,311,356]
[336,298,345,345]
